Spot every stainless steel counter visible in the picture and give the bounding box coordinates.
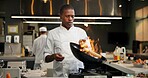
[104,61,148,75]
[0,56,35,69]
[104,53,148,76]
[0,56,35,61]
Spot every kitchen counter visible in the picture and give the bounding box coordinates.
[127,53,148,60]
[104,53,148,76]
[23,69,107,78]
[0,56,35,69]
[0,56,35,61]
[104,61,148,75]
[103,52,148,77]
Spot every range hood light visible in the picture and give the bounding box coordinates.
[75,17,122,19]
[11,16,60,19]
[11,16,122,19]
[43,0,48,3]
[23,21,111,25]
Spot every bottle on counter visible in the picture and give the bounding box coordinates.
[128,54,131,60]
[120,52,124,61]
[113,46,120,60]
[21,47,25,57]
[6,72,11,78]
[133,54,137,61]
[120,47,126,61]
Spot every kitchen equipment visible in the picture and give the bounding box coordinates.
[6,35,11,43]
[70,42,106,71]
[70,42,112,78]
[14,35,19,43]
[0,68,21,78]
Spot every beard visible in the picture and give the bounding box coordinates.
[64,22,73,26]
[62,22,73,29]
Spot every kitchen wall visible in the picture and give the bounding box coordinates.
[125,0,148,50]
[0,0,23,44]
[21,0,119,16]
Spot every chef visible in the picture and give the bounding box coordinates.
[32,27,47,70]
[43,4,90,77]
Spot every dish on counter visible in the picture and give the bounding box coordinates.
[133,58,146,68]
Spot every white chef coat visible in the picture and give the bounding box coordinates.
[32,34,47,64]
[44,25,88,77]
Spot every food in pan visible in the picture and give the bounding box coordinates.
[79,38,102,58]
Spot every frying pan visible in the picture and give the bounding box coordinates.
[70,42,106,70]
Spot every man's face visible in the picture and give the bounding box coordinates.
[60,9,75,29]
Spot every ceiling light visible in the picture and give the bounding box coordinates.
[23,21,111,25]
[119,5,122,8]
[11,16,59,19]
[11,16,122,19]
[43,0,48,3]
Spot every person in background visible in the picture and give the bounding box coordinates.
[44,4,90,77]
[32,27,47,70]
[142,46,148,53]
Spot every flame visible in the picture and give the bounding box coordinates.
[87,37,102,53]
[79,37,102,58]
[88,37,95,52]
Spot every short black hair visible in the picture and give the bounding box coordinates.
[60,4,74,15]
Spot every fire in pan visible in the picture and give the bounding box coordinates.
[70,42,106,70]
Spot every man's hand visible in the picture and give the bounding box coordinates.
[45,53,64,62]
[54,53,65,61]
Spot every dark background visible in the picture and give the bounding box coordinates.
[0,0,148,52]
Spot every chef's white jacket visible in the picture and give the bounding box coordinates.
[44,25,88,77]
[32,34,47,64]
